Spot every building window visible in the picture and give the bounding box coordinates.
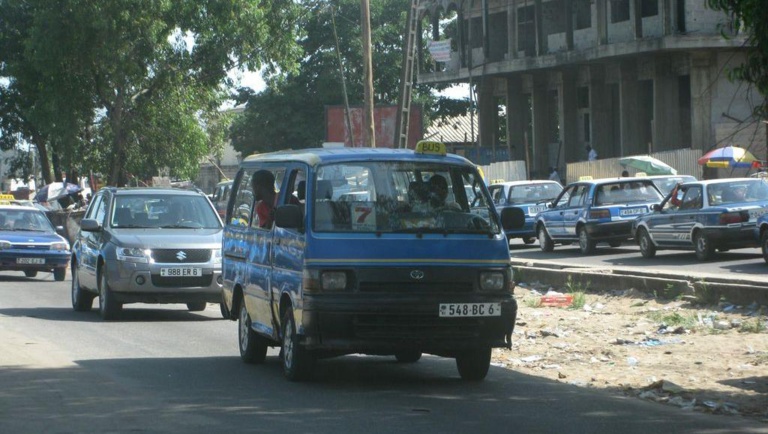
[573,0,591,30]
[641,0,659,17]
[577,87,590,109]
[610,0,630,23]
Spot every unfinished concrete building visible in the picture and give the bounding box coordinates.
[416,0,765,179]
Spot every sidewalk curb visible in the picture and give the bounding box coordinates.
[511,260,768,306]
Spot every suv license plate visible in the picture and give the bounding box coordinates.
[160,267,202,277]
[17,257,45,265]
[439,303,501,317]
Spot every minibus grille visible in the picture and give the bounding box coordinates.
[353,314,481,339]
[358,282,473,293]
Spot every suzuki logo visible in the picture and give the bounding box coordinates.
[176,251,187,261]
[410,270,425,280]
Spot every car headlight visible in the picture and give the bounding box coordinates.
[321,271,347,291]
[117,247,150,263]
[50,241,70,251]
[479,271,505,291]
[212,248,222,265]
[0,240,11,250]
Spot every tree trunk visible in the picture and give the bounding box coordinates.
[33,136,54,185]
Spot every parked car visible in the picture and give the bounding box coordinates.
[70,187,224,320]
[635,178,768,261]
[535,177,664,254]
[0,204,70,280]
[488,180,564,244]
[643,174,697,195]
[211,180,233,219]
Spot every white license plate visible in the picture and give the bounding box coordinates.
[620,207,646,216]
[17,257,45,265]
[528,205,546,215]
[160,267,202,277]
[439,303,501,317]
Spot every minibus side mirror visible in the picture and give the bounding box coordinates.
[275,204,304,230]
[500,207,525,230]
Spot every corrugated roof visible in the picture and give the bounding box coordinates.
[425,114,477,144]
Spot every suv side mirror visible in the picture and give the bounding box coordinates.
[79,218,102,232]
[275,204,303,230]
[651,203,661,212]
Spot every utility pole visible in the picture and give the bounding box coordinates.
[361,0,375,147]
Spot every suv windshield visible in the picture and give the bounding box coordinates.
[313,162,498,234]
[112,194,222,229]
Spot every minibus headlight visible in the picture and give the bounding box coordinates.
[321,271,347,291]
[0,240,12,250]
[479,271,505,291]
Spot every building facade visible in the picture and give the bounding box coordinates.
[416,0,765,179]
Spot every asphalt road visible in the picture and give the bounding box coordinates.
[2,273,766,433]
[509,240,768,283]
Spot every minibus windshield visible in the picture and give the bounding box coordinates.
[313,162,499,234]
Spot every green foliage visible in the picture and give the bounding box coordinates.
[0,0,300,185]
[230,0,454,155]
[646,311,698,329]
[707,0,768,117]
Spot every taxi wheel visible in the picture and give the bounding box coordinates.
[54,268,67,282]
[761,231,768,265]
[694,231,714,261]
[238,304,268,364]
[71,266,94,312]
[395,351,422,363]
[186,302,206,311]
[282,309,315,381]
[538,226,554,252]
[456,347,491,381]
[522,237,535,245]
[578,227,596,254]
[638,228,657,259]
[24,270,37,278]
[98,271,123,320]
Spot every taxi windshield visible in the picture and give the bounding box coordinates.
[313,161,498,234]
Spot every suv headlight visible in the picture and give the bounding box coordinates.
[479,271,505,291]
[117,247,150,263]
[212,248,222,265]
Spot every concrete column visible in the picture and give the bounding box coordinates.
[506,75,526,161]
[531,75,550,178]
[534,0,544,56]
[507,0,518,59]
[589,65,613,158]
[690,52,714,153]
[631,0,642,39]
[559,69,578,166]
[661,0,672,35]
[653,56,681,152]
[477,78,496,161]
[565,0,574,50]
[596,0,608,45]
[619,60,641,156]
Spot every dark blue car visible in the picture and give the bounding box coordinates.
[489,180,563,245]
[0,204,71,280]
[635,178,768,261]
[535,177,664,254]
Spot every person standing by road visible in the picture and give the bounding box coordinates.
[586,145,598,161]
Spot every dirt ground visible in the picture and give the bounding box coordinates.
[493,280,768,423]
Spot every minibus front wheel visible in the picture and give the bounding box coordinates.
[455,347,492,381]
[281,309,315,381]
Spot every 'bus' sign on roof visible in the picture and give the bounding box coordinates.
[415,140,446,156]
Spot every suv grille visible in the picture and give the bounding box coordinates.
[151,249,211,263]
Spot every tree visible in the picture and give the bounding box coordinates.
[707,0,768,117]
[0,0,301,186]
[229,0,466,155]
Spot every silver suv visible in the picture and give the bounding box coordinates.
[70,187,223,320]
